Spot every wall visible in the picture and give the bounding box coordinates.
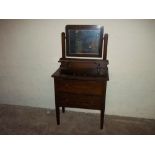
[0,19,155,119]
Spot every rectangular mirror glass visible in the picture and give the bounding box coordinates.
[66,25,104,58]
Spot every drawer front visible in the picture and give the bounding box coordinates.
[55,79,106,95]
[56,93,104,110]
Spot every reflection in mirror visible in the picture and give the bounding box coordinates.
[66,25,104,58]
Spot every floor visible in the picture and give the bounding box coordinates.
[0,104,155,135]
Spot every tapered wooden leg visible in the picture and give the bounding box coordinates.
[56,106,60,125]
[100,109,105,129]
[62,106,65,113]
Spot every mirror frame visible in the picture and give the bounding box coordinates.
[65,25,104,58]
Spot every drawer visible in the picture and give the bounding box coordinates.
[54,78,106,95]
[56,93,104,110]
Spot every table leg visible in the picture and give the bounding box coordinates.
[62,106,65,113]
[56,106,60,125]
[100,109,105,129]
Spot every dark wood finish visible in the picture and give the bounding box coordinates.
[103,33,108,60]
[56,106,60,125]
[59,58,108,76]
[56,93,103,109]
[59,32,108,76]
[65,25,104,58]
[52,25,109,129]
[55,78,106,96]
[100,109,104,129]
[52,69,108,129]
[61,32,66,58]
[62,107,65,113]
